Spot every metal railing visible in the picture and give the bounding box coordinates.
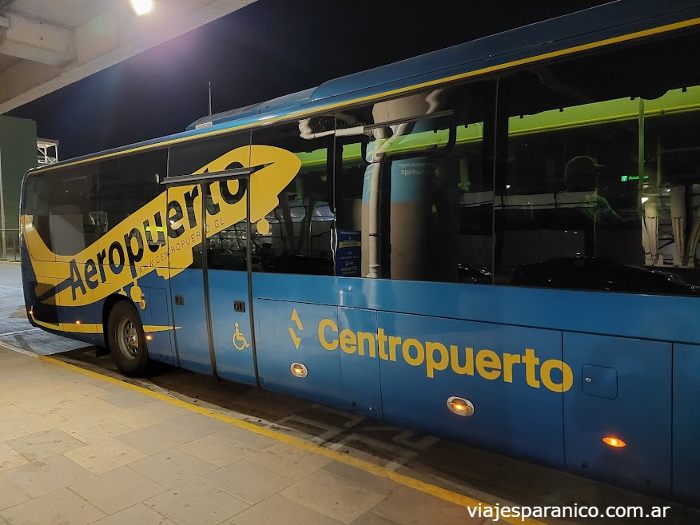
[0,229,20,262]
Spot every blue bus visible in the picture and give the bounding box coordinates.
[20,0,700,504]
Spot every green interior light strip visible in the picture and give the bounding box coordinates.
[294,86,700,169]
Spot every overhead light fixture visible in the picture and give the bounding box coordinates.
[130,0,154,16]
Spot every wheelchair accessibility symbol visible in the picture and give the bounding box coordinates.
[233,322,249,351]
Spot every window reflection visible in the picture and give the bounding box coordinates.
[251,122,334,275]
[335,82,496,283]
[168,132,251,270]
[496,32,700,295]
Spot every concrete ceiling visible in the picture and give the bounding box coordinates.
[0,0,256,114]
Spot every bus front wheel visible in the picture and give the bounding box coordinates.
[107,301,149,376]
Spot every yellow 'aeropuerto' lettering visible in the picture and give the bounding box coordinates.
[310,318,574,394]
[318,319,338,351]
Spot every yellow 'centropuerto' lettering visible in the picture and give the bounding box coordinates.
[318,318,338,351]
[476,349,502,381]
[340,329,357,354]
[540,359,574,392]
[308,317,574,393]
[425,341,449,378]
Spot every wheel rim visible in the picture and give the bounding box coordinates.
[116,318,139,360]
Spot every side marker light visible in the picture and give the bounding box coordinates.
[603,436,626,448]
[447,396,474,417]
[290,362,308,378]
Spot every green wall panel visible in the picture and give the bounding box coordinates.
[0,115,37,232]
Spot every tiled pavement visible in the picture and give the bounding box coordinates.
[0,347,477,525]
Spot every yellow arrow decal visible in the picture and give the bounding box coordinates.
[288,327,302,350]
[290,308,304,331]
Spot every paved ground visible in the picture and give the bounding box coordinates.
[0,347,483,525]
[1,261,699,525]
[0,262,479,525]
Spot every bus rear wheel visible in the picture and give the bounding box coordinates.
[107,301,149,376]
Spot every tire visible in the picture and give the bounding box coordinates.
[107,300,149,376]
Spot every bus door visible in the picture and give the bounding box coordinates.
[163,143,258,385]
[204,170,258,386]
[163,176,212,375]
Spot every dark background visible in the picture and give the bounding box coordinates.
[9,0,609,159]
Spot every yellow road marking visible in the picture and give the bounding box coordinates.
[39,354,545,525]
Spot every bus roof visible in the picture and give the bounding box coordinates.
[33,0,700,172]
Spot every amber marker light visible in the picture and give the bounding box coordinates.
[145,335,154,341]
[603,436,627,448]
[290,362,308,378]
[75,320,81,325]
[446,396,474,417]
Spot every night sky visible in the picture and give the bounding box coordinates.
[9,0,609,160]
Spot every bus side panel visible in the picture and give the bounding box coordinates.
[673,343,700,505]
[24,273,61,328]
[208,269,257,386]
[337,307,383,419]
[377,311,565,466]
[249,274,700,347]
[563,333,671,496]
[168,269,212,374]
[139,285,175,366]
[255,299,342,407]
[24,261,102,347]
[57,299,102,347]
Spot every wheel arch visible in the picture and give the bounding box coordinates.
[103,294,150,376]
[102,294,140,336]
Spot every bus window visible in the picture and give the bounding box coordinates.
[23,172,53,258]
[250,121,334,275]
[168,132,251,270]
[23,164,99,260]
[335,80,496,283]
[495,29,700,296]
[98,150,167,235]
[168,131,251,178]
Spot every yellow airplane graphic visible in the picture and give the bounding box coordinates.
[22,145,301,309]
